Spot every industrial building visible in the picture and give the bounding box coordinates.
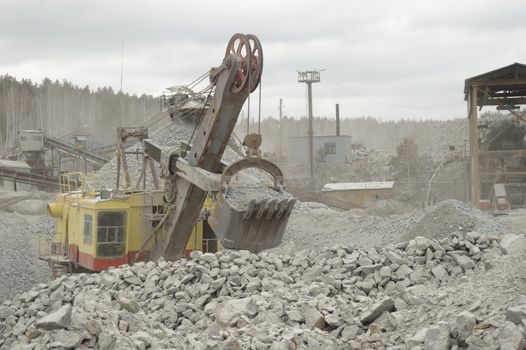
[288,135,352,163]
[465,62,526,210]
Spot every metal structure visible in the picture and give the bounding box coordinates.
[114,126,159,191]
[44,136,108,168]
[40,34,294,274]
[298,71,321,180]
[143,33,294,260]
[464,63,526,208]
[15,130,109,182]
[0,166,67,190]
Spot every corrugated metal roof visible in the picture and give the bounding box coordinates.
[321,181,395,191]
[0,159,31,170]
[464,62,526,97]
[289,135,351,139]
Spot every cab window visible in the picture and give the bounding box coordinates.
[96,211,126,258]
[83,214,93,245]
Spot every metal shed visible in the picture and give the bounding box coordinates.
[465,63,526,208]
[321,181,395,209]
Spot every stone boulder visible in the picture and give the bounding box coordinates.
[501,234,526,256]
[216,297,258,327]
[34,304,72,330]
[360,297,395,325]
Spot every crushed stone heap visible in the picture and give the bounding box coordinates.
[285,199,514,251]
[2,225,525,349]
[225,184,293,210]
[0,210,53,303]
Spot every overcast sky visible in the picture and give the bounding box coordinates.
[1,0,525,121]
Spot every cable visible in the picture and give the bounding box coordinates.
[321,72,464,109]
[184,71,209,91]
[141,71,211,129]
[247,40,252,135]
[184,86,214,158]
[258,78,262,134]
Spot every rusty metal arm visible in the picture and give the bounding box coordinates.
[142,34,263,260]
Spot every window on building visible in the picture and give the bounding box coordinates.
[83,214,93,245]
[96,211,126,258]
[324,142,336,155]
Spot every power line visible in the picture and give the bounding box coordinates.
[321,72,464,109]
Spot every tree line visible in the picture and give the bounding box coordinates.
[0,75,159,153]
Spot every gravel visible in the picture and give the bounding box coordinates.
[0,210,53,302]
[399,199,514,242]
[284,199,515,252]
[2,222,526,349]
[225,184,293,210]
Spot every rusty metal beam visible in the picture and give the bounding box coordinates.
[472,79,526,87]
[469,87,480,206]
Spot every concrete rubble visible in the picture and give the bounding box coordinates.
[2,220,526,349]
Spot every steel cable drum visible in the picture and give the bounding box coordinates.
[225,34,263,93]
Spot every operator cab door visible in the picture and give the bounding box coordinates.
[96,211,127,259]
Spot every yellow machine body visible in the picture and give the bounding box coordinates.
[45,190,219,272]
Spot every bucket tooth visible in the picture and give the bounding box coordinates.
[255,199,268,219]
[265,199,278,219]
[243,199,258,219]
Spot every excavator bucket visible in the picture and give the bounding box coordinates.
[208,189,296,252]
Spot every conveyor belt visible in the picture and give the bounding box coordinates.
[44,137,109,166]
[0,167,61,189]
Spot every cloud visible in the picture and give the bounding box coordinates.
[0,0,525,120]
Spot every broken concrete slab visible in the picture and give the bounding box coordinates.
[360,297,395,325]
[34,304,72,330]
[423,322,450,350]
[498,321,525,350]
[506,304,526,325]
[456,311,476,342]
[303,305,326,330]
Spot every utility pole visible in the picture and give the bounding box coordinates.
[278,98,283,164]
[335,103,340,136]
[298,71,321,181]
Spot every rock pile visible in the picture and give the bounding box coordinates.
[0,211,53,303]
[285,199,515,252]
[2,223,523,349]
[225,184,293,210]
[349,199,415,217]
[400,199,511,242]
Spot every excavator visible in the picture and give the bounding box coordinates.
[43,33,296,274]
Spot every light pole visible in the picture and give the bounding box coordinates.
[297,71,321,180]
